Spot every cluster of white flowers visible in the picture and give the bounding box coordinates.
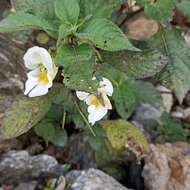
[23,47,113,125]
[76,78,113,125]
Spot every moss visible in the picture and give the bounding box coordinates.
[100,119,149,158]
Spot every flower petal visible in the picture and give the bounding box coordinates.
[23,46,53,71]
[39,47,53,71]
[24,78,38,95]
[102,94,112,110]
[87,105,96,113]
[98,77,113,96]
[88,106,107,125]
[27,68,41,78]
[24,46,43,70]
[28,84,50,97]
[76,91,90,101]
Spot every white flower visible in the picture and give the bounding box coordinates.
[76,77,113,125]
[23,46,58,97]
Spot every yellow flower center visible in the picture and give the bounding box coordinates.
[38,65,49,84]
[90,96,101,107]
[90,94,109,107]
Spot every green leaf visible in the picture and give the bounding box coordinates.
[177,0,190,18]
[134,81,162,107]
[77,18,138,52]
[79,0,122,19]
[113,80,136,119]
[34,122,55,142]
[14,0,56,20]
[52,128,68,147]
[88,126,105,150]
[0,12,57,37]
[45,104,64,122]
[10,0,58,37]
[102,49,169,79]
[55,0,80,24]
[34,122,68,146]
[0,84,63,139]
[56,44,98,92]
[58,23,76,42]
[99,65,136,119]
[136,0,175,22]
[1,95,51,139]
[0,12,55,33]
[100,64,161,118]
[159,113,187,142]
[149,28,190,103]
[56,44,93,63]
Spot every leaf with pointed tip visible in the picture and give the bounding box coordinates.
[14,0,56,20]
[0,84,63,139]
[136,0,175,22]
[77,18,138,52]
[102,49,169,79]
[55,0,80,24]
[149,28,190,103]
[79,0,122,19]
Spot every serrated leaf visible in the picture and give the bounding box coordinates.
[56,44,93,63]
[99,65,136,119]
[102,50,169,79]
[55,0,80,24]
[0,12,57,37]
[149,28,190,103]
[56,44,98,92]
[79,0,122,19]
[77,18,138,52]
[176,0,190,18]
[7,0,58,37]
[14,0,56,20]
[0,12,52,32]
[136,0,175,22]
[100,64,161,118]
[0,84,63,139]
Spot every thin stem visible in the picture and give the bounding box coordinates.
[74,99,96,136]
[62,111,66,128]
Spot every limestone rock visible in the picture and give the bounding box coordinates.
[66,168,132,190]
[142,143,190,190]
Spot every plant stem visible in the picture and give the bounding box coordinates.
[62,111,66,128]
[74,99,96,136]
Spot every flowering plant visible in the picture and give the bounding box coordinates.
[1,0,190,148]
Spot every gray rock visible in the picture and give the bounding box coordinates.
[132,104,161,125]
[0,150,68,184]
[14,181,37,190]
[66,168,132,190]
